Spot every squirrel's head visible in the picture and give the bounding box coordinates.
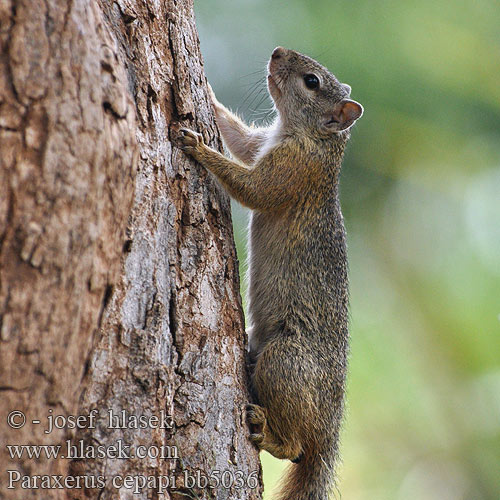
[267,47,363,137]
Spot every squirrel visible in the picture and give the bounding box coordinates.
[179,46,363,500]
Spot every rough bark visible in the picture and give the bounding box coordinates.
[0,1,261,499]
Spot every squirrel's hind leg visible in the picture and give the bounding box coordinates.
[246,404,302,461]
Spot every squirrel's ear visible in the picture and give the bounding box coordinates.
[324,99,364,132]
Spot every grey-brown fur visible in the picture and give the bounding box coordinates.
[180,47,363,500]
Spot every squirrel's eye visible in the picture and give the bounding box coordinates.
[304,74,320,90]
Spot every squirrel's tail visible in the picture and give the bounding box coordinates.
[277,449,338,500]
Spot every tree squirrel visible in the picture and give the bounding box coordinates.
[180,47,363,500]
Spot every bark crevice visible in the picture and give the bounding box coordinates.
[0,1,262,499]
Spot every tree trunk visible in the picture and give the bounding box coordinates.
[0,1,261,499]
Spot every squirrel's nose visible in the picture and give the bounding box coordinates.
[271,47,286,60]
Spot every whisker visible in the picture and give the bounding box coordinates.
[250,107,274,117]
[240,79,266,88]
[240,81,264,107]
[238,69,266,79]
[245,87,267,112]
[253,92,270,111]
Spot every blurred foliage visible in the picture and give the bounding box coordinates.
[195,1,500,499]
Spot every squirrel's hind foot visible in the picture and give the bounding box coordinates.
[246,403,267,443]
[246,404,302,461]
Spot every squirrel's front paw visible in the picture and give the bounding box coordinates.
[179,128,203,156]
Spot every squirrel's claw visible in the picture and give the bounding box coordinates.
[246,403,266,424]
[246,403,266,438]
[179,128,203,154]
[249,432,264,446]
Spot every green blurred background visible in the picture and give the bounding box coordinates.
[194,1,500,499]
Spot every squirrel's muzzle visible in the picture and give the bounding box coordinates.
[271,46,287,60]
